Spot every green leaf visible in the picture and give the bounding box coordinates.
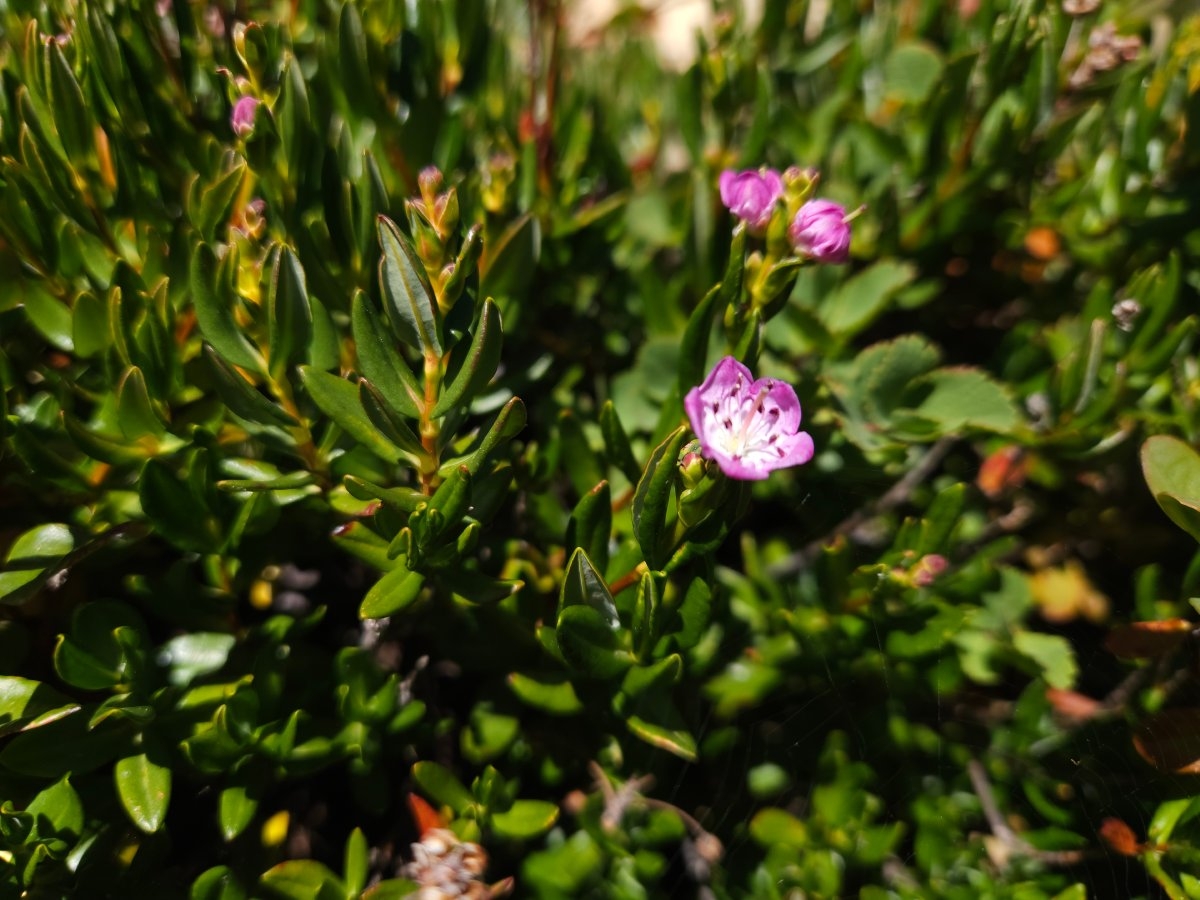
[461,397,526,475]
[298,366,406,463]
[819,261,916,337]
[0,711,129,777]
[45,41,91,162]
[160,633,236,687]
[749,808,808,847]
[267,246,313,380]
[192,244,265,374]
[900,367,1021,435]
[625,710,697,762]
[193,164,247,242]
[883,42,944,104]
[359,565,424,619]
[358,380,425,458]
[411,760,475,815]
[139,458,218,553]
[0,523,74,603]
[480,213,540,301]
[115,366,166,440]
[599,400,641,485]
[632,426,688,570]
[1013,631,1077,690]
[72,290,110,357]
[491,800,559,840]
[203,345,298,428]
[259,861,345,900]
[377,216,441,356]
[26,773,84,840]
[568,481,612,575]
[191,866,248,900]
[218,779,259,841]
[0,677,79,737]
[115,748,171,833]
[351,291,423,418]
[432,298,503,416]
[556,604,631,680]
[678,285,722,400]
[344,827,369,897]
[559,547,618,625]
[506,671,583,715]
[1142,436,1200,543]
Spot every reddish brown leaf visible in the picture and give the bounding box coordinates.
[1099,817,1141,856]
[977,445,1029,499]
[1045,688,1104,723]
[1105,619,1193,659]
[407,793,445,837]
[1133,709,1200,774]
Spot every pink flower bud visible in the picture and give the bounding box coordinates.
[231,96,259,138]
[789,199,852,263]
[912,554,949,587]
[718,168,784,233]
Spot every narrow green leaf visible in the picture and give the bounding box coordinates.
[377,216,441,356]
[358,380,425,458]
[203,345,298,428]
[491,800,559,840]
[193,164,247,242]
[440,224,483,310]
[351,291,423,418]
[460,397,526,475]
[359,566,424,619]
[344,827,369,897]
[410,761,474,815]
[115,749,171,833]
[568,481,612,574]
[432,298,503,416]
[599,400,641,485]
[268,246,313,380]
[632,426,688,570]
[192,244,264,374]
[678,285,722,400]
[44,41,90,162]
[298,366,405,463]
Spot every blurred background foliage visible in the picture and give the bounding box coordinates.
[1,0,1200,897]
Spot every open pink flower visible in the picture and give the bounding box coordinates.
[789,199,851,263]
[684,357,814,480]
[718,168,784,232]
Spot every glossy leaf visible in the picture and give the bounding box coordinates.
[115,748,171,833]
[378,215,441,356]
[632,426,688,570]
[432,298,503,416]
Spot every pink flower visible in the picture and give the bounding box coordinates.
[231,96,259,138]
[684,356,814,481]
[789,199,851,263]
[718,168,784,232]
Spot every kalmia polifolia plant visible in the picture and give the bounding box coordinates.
[1,2,1199,898]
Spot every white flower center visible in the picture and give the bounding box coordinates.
[706,377,787,464]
